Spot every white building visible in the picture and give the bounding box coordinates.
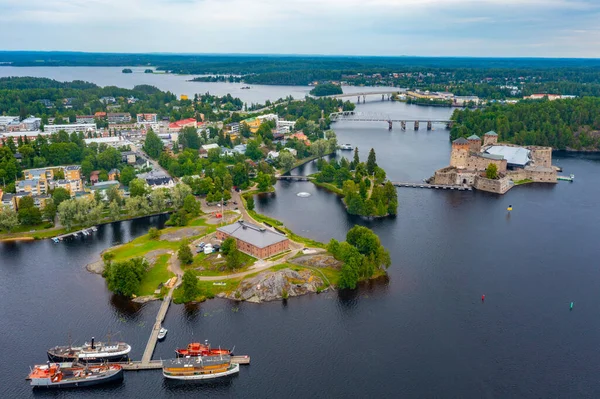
[108,113,132,124]
[45,123,97,134]
[258,114,278,123]
[84,136,132,147]
[20,116,42,131]
[76,115,96,124]
[0,116,19,131]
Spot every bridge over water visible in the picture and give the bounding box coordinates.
[329,111,453,130]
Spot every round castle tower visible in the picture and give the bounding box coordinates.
[467,134,481,153]
[450,137,470,169]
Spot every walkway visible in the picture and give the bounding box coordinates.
[140,277,179,365]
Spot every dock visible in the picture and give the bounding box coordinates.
[391,182,472,191]
[53,227,98,241]
[557,174,575,182]
[92,356,251,372]
[141,283,177,365]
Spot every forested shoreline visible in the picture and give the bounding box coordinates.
[450,97,600,150]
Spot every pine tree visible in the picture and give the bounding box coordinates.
[366,148,377,175]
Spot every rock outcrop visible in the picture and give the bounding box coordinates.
[220,268,326,303]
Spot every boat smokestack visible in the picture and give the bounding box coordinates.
[91,337,95,349]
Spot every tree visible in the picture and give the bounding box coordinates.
[183,194,200,216]
[178,241,193,265]
[103,257,148,297]
[245,140,263,161]
[256,172,273,192]
[346,225,381,257]
[226,248,242,270]
[279,151,295,172]
[351,147,360,169]
[58,199,77,231]
[107,185,122,205]
[52,187,71,207]
[246,196,255,211]
[43,200,57,221]
[109,200,120,218]
[366,148,377,175]
[0,205,18,232]
[181,270,201,302]
[221,237,237,256]
[129,178,148,197]
[17,196,42,225]
[120,166,136,186]
[149,188,167,212]
[148,227,161,240]
[486,163,498,179]
[171,183,192,209]
[143,129,164,159]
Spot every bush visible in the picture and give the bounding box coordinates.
[178,241,193,265]
[148,227,161,240]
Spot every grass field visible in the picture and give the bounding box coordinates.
[137,254,174,296]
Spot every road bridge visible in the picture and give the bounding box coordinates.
[329,111,453,130]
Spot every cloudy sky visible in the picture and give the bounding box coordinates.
[1,0,600,57]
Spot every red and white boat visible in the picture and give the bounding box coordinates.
[175,340,233,357]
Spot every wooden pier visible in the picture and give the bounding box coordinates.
[53,227,97,241]
[391,182,472,191]
[141,282,177,365]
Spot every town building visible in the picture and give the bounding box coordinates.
[76,115,96,124]
[200,143,220,158]
[145,176,175,190]
[136,113,158,124]
[64,165,82,181]
[19,116,42,131]
[225,122,240,135]
[17,179,48,196]
[23,167,55,181]
[100,97,116,104]
[54,179,83,196]
[0,190,16,209]
[44,123,96,134]
[108,169,119,181]
[121,151,137,164]
[0,116,19,131]
[94,111,107,119]
[242,117,261,134]
[432,131,556,194]
[90,171,100,185]
[83,136,132,147]
[108,113,132,124]
[216,220,290,259]
[169,118,197,132]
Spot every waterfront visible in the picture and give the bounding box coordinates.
[2,72,600,396]
[0,66,397,104]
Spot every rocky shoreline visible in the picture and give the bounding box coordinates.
[218,268,327,303]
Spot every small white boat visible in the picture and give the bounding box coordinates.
[340,144,353,150]
[91,226,98,232]
[158,327,168,340]
[52,238,59,243]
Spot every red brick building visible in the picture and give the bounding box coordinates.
[216,221,289,259]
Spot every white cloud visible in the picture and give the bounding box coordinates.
[0,0,599,56]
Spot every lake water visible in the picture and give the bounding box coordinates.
[0,66,397,104]
[2,68,600,397]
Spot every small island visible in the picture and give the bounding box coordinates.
[310,83,343,97]
[144,69,154,74]
[313,148,398,217]
[122,68,133,74]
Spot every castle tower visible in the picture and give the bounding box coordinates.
[483,131,498,147]
[467,134,481,153]
[450,137,470,169]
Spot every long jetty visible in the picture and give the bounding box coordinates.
[140,282,177,365]
[391,182,472,191]
[54,227,97,240]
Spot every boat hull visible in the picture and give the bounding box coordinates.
[31,368,124,389]
[47,352,129,363]
[163,363,239,380]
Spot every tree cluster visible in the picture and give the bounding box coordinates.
[328,226,391,289]
[103,257,149,297]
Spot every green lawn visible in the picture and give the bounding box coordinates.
[172,275,242,303]
[137,254,174,296]
[311,180,344,195]
[192,250,256,276]
[514,179,534,185]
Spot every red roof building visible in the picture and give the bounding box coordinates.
[169,118,198,132]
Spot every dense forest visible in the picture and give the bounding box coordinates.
[450,98,600,150]
[0,77,176,120]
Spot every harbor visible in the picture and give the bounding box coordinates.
[52,226,98,242]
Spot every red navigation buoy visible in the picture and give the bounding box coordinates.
[481,295,485,302]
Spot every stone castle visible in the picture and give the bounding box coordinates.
[432,131,556,194]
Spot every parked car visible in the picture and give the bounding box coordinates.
[213,244,221,251]
[196,241,205,248]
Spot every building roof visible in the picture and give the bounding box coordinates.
[467,134,480,140]
[485,145,531,166]
[64,165,81,171]
[109,168,119,175]
[484,131,498,136]
[202,143,220,151]
[218,221,287,249]
[146,177,173,186]
[452,137,469,145]
[92,180,120,189]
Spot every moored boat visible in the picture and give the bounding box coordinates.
[340,144,353,150]
[158,327,168,340]
[27,362,123,389]
[175,341,233,357]
[163,355,239,380]
[47,337,131,363]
